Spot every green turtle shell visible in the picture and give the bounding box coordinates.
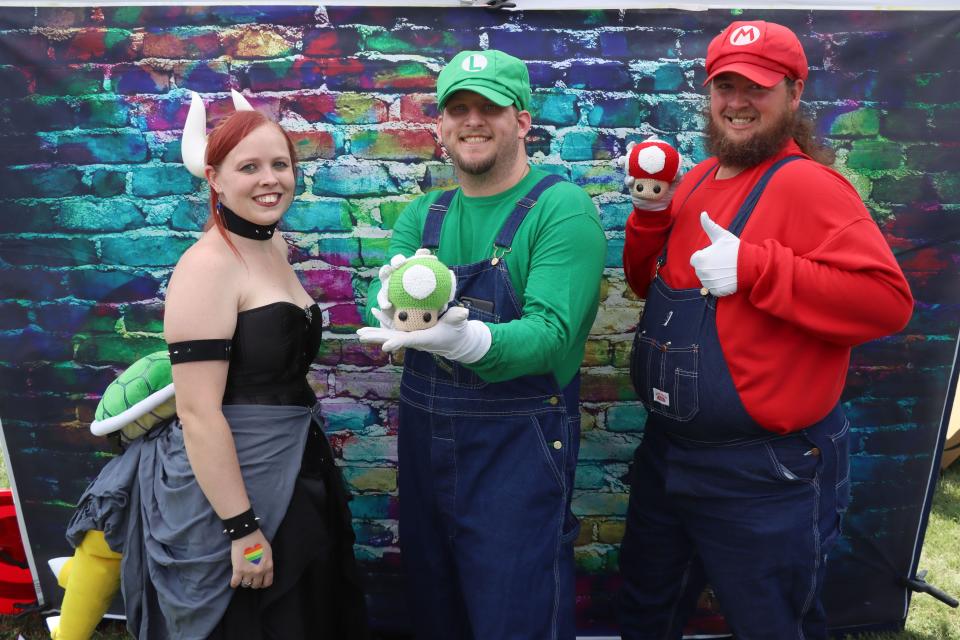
[92,350,176,444]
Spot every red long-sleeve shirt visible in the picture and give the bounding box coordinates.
[623,141,914,433]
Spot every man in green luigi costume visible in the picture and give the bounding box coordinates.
[359,49,606,639]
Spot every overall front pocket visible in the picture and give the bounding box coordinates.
[829,419,851,512]
[630,330,700,421]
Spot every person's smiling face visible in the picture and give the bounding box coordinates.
[707,72,803,168]
[437,90,529,177]
[208,123,295,225]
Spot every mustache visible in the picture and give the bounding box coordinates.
[705,108,796,168]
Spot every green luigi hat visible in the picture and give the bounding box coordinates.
[437,50,532,112]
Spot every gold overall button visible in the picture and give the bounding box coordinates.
[700,287,709,296]
[553,440,562,450]
[548,396,559,406]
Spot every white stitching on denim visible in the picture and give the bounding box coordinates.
[638,336,700,421]
[829,419,851,489]
[448,419,460,544]
[797,473,822,640]
[672,369,699,422]
[530,414,565,489]
[652,278,704,301]
[400,379,563,404]
[399,393,566,418]
[763,440,817,486]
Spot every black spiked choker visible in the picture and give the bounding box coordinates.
[219,203,278,241]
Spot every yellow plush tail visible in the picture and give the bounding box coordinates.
[50,530,122,640]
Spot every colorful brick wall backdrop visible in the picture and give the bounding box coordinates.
[0,5,958,633]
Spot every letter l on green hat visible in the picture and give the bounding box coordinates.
[436,50,532,113]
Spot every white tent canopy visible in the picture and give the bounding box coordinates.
[10,0,960,10]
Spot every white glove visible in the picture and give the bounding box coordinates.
[357,306,491,364]
[689,211,740,297]
[373,253,412,330]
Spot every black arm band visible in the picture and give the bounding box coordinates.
[168,339,232,364]
[221,508,260,540]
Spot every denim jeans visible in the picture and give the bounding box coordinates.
[397,174,581,639]
[619,407,850,640]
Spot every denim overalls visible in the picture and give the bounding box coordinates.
[619,157,852,640]
[398,175,581,640]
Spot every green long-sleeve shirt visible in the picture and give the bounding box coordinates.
[364,167,606,388]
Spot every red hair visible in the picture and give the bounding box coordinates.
[203,110,299,256]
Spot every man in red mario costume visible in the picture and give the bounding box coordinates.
[617,20,913,639]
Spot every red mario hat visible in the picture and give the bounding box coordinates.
[704,21,808,88]
[627,140,680,183]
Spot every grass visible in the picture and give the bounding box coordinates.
[0,450,7,490]
[861,462,960,640]
[0,453,956,639]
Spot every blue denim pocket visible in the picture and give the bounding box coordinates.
[630,330,700,422]
[531,412,569,490]
[764,433,821,485]
[829,419,851,512]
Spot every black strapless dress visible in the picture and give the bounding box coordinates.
[66,301,368,639]
[206,302,368,639]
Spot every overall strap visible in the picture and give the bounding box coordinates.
[493,173,564,249]
[657,156,804,269]
[658,161,718,269]
[421,188,459,250]
[727,155,804,237]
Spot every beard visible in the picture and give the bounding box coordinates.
[451,150,499,176]
[445,133,522,179]
[706,106,796,169]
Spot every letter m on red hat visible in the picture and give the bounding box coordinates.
[705,20,808,87]
[730,25,761,46]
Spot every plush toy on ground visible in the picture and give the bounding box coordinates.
[619,137,681,206]
[48,351,175,640]
[386,249,457,332]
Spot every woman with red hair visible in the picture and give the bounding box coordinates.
[61,95,368,639]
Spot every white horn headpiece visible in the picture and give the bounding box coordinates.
[231,88,254,111]
[181,89,256,179]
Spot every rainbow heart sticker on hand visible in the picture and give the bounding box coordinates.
[243,543,264,565]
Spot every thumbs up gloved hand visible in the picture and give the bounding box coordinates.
[689,211,740,297]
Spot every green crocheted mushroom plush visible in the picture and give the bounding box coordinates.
[387,249,457,331]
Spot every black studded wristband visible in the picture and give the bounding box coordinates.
[221,508,260,541]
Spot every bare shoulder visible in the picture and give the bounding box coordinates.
[166,236,239,306]
[165,233,242,341]
[173,232,238,275]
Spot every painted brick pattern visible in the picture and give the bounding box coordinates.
[1,5,958,631]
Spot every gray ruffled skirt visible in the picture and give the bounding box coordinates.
[66,404,364,640]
